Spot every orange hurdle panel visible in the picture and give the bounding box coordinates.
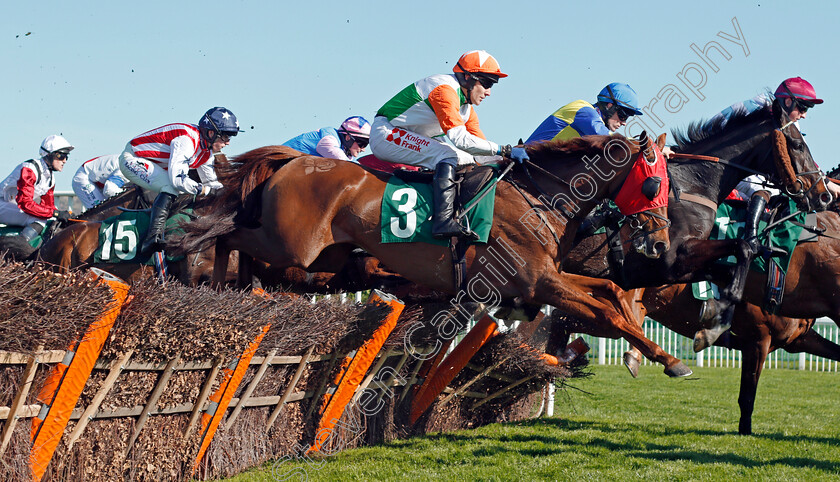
[309,291,404,454]
[409,314,498,424]
[30,269,129,482]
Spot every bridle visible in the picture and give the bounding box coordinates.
[773,119,831,210]
[510,146,671,247]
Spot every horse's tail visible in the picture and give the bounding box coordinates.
[169,212,237,255]
[174,146,302,253]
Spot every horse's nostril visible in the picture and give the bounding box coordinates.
[653,241,667,255]
[821,192,832,204]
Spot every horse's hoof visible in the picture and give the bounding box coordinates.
[622,352,640,378]
[693,323,730,352]
[663,361,692,378]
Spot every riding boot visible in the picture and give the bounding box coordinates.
[18,222,44,242]
[139,192,176,256]
[743,192,769,258]
[431,162,478,240]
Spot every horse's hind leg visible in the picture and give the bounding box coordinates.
[539,272,692,377]
[784,327,840,361]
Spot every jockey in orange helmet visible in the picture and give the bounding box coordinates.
[370,50,527,239]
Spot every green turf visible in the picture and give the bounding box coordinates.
[224,365,840,481]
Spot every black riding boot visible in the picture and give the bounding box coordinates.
[139,192,176,256]
[743,192,769,257]
[431,162,476,239]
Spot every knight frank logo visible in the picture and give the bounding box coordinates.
[386,128,430,152]
[386,128,406,146]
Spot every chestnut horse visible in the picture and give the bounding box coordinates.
[34,192,219,285]
[178,135,673,358]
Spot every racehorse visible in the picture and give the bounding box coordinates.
[34,192,218,285]
[602,100,826,351]
[561,206,840,433]
[177,134,673,360]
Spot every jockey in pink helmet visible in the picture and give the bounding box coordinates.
[282,116,371,161]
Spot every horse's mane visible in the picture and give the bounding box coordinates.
[78,187,144,220]
[212,145,303,212]
[671,100,773,152]
[525,135,618,162]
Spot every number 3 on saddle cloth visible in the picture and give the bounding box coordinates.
[94,210,190,265]
[379,165,499,246]
[693,196,819,313]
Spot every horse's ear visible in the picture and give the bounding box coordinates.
[214,153,229,167]
[639,130,657,162]
[656,133,667,150]
[518,138,524,146]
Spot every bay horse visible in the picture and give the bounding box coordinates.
[178,134,673,359]
[602,100,826,351]
[561,206,840,434]
[34,190,220,285]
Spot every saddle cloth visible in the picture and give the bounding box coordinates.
[380,165,499,245]
[94,210,189,264]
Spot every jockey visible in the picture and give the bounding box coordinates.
[282,116,371,162]
[0,135,74,241]
[698,77,830,348]
[119,107,241,256]
[526,82,643,144]
[735,77,830,260]
[72,154,130,210]
[370,50,528,239]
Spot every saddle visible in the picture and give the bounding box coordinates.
[358,154,496,205]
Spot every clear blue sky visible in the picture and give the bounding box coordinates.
[2,0,837,191]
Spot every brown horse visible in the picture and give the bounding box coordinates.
[558,205,840,434]
[584,282,839,435]
[178,135,673,361]
[35,193,220,285]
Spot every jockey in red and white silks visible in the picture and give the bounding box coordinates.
[119,123,222,197]
[72,154,130,209]
[0,135,74,228]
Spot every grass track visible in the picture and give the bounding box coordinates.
[225,365,840,481]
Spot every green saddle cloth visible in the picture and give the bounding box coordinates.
[709,197,804,275]
[380,174,497,245]
[691,198,805,301]
[94,210,190,265]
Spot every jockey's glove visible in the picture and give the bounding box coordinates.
[510,147,529,164]
[198,184,213,196]
[53,210,71,223]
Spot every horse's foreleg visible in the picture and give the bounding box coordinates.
[695,240,752,351]
[211,241,231,290]
[737,336,770,435]
[672,239,740,283]
[538,273,692,377]
[237,251,255,289]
